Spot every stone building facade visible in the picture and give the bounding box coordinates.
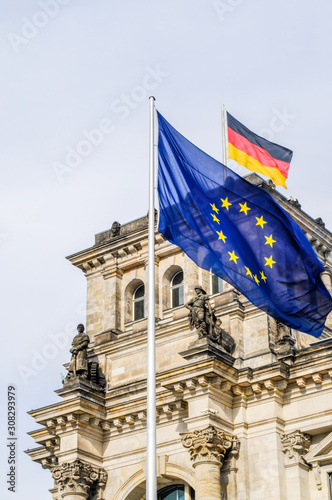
[27,175,332,499]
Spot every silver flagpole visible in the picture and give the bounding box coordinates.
[222,104,228,166]
[147,95,157,500]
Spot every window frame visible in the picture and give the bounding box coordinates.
[210,273,223,295]
[133,283,145,321]
[170,270,184,308]
[157,484,195,500]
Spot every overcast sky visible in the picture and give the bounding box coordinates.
[1,1,332,498]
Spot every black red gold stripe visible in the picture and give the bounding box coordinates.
[227,112,293,187]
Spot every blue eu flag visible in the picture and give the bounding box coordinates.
[157,112,332,337]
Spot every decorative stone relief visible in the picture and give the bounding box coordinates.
[312,462,322,490]
[52,459,107,499]
[180,425,236,468]
[288,196,301,209]
[268,317,296,354]
[185,286,235,354]
[228,436,240,469]
[266,179,276,190]
[303,430,332,491]
[315,217,325,228]
[111,221,121,237]
[281,430,311,465]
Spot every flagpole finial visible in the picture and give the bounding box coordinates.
[149,96,155,101]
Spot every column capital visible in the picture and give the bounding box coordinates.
[180,425,234,468]
[52,459,107,499]
[281,430,311,465]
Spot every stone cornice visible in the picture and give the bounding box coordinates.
[157,357,238,389]
[30,339,332,431]
[66,224,173,274]
[28,394,106,427]
[102,345,332,408]
[25,445,59,469]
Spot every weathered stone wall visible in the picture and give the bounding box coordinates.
[28,177,332,499]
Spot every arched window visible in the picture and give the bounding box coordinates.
[157,484,195,500]
[171,270,184,308]
[133,284,145,321]
[211,274,223,295]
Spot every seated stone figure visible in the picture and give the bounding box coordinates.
[66,324,90,380]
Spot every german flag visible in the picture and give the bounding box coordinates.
[227,112,293,188]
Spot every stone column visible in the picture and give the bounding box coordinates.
[52,460,107,500]
[180,426,234,500]
[281,430,311,500]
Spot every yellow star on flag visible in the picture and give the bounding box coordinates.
[244,266,253,278]
[239,202,251,215]
[216,230,227,243]
[264,255,276,269]
[264,234,276,248]
[253,275,260,285]
[228,250,239,264]
[260,271,267,283]
[211,213,220,224]
[210,203,219,213]
[255,215,267,228]
[220,197,232,211]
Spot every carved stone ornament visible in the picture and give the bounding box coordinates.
[312,462,322,490]
[281,430,311,465]
[266,179,276,190]
[180,425,236,468]
[269,317,296,354]
[111,221,121,237]
[52,459,107,499]
[315,217,325,228]
[185,286,235,354]
[288,196,301,209]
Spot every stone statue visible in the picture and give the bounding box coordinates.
[185,286,211,337]
[185,286,235,354]
[111,221,121,237]
[66,324,90,380]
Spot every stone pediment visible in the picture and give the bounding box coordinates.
[305,431,332,465]
[303,431,332,491]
